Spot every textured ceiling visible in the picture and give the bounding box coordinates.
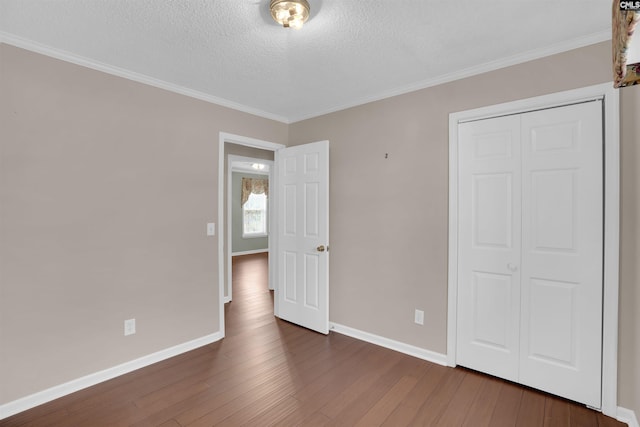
[0,1,611,123]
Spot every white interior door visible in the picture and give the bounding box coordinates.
[456,101,603,408]
[275,140,329,334]
[519,102,603,408]
[457,114,522,382]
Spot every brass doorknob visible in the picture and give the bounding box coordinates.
[316,245,326,252]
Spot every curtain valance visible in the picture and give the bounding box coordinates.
[241,178,269,207]
[613,4,639,87]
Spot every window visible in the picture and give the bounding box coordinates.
[243,192,267,237]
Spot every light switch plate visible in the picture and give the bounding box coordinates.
[207,223,215,236]
[124,318,136,336]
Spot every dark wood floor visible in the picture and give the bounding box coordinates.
[1,253,626,426]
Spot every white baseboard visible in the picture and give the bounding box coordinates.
[329,322,448,367]
[3,324,630,424]
[618,407,639,427]
[0,331,223,420]
[232,249,268,256]
[224,296,232,303]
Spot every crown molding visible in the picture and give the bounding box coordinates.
[1,29,610,125]
[288,30,612,123]
[0,32,290,124]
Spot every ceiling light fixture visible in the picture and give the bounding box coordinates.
[270,0,310,30]
[252,163,266,170]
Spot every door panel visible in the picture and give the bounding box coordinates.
[520,102,603,408]
[530,169,577,252]
[276,141,329,334]
[457,115,521,382]
[304,254,320,308]
[473,173,513,248]
[283,251,297,302]
[528,278,577,366]
[304,183,319,236]
[471,271,513,350]
[284,184,297,235]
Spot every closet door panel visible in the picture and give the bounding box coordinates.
[519,101,603,408]
[457,115,521,382]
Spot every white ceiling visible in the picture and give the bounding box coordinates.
[0,1,611,123]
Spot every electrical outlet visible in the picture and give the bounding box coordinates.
[124,318,136,336]
[414,309,424,325]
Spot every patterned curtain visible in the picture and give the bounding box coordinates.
[613,2,640,87]
[241,178,269,207]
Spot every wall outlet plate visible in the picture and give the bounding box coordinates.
[414,309,424,325]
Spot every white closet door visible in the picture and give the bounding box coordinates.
[457,101,604,408]
[457,115,522,382]
[519,102,603,408]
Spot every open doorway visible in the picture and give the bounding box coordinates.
[217,133,285,336]
[225,252,272,337]
[226,155,273,302]
[218,133,330,336]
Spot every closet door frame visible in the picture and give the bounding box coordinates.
[447,82,620,417]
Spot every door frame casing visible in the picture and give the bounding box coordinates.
[218,133,286,336]
[447,83,620,417]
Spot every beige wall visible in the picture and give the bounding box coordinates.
[1,39,638,419]
[289,41,639,416]
[0,43,287,404]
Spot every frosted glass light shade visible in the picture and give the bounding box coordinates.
[270,0,310,29]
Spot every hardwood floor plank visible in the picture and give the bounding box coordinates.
[133,381,210,413]
[353,375,419,427]
[182,371,297,427]
[488,380,524,426]
[291,342,374,403]
[2,253,626,427]
[173,360,295,426]
[271,342,375,426]
[319,371,387,421]
[408,366,467,425]
[327,356,431,426]
[317,350,403,420]
[569,404,599,427]
[7,409,70,427]
[242,395,301,426]
[461,375,503,427]
[300,411,334,427]
[128,352,292,426]
[215,392,295,426]
[380,363,445,427]
[544,397,571,427]
[50,401,145,427]
[598,413,628,427]
[516,389,547,427]
[435,369,485,426]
